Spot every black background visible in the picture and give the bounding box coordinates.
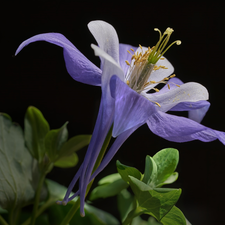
[2,1,225,224]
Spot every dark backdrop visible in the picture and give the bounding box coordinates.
[2,1,225,225]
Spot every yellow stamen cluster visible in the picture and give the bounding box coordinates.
[125,46,153,92]
[127,46,152,65]
[124,27,181,108]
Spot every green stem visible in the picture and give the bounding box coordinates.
[21,198,53,225]
[8,208,19,225]
[59,198,81,225]
[0,214,9,225]
[30,172,46,225]
[59,125,113,225]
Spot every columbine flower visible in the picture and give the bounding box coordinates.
[15,20,225,216]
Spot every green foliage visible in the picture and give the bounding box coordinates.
[0,114,47,211]
[142,156,157,186]
[90,148,186,225]
[59,135,92,157]
[24,106,50,162]
[54,152,79,168]
[0,106,91,224]
[24,106,91,169]
[152,148,179,187]
[116,161,142,183]
[46,179,120,225]
[128,176,181,221]
[160,206,186,225]
[89,174,128,201]
[117,189,135,222]
[44,122,69,161]
[116,148,186,225]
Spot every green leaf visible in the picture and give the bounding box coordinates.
[160,206,186,225]
[0,113,12,121]
[142,155,157,186]
[128,176,181,221]
[147,217,162,225]
[132,216,162,225]
[59,135,91,158]
[98,173,122,185]
[83,204,120,225]
[0,114,47,210]
[44,122,68,161]
[152,148,179,187]
[0,206,8,214]
[157,172,179,188]
[54,152,79,168]
[45,179,68,202]
[89,175,128,201]
[24,106,50,161]
[116,160,142,183]
[117,189,135,223]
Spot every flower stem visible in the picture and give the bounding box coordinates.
[0,214,9,225]
[59,125,113,225]
[30,172,46,225]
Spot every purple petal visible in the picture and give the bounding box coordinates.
[78,98,114,216]
[188,101,210,123]
[147,111,225,144]
[170,100,210,123]
[61,163,84,204]
[110,75,157,137]
[119,43,137,75]
[15,33,102,86]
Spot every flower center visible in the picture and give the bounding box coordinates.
[125,27,181,96]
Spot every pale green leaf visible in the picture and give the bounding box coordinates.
[54,153,79,168]
[0,114,47,210]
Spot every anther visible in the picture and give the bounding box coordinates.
[126,80,130,85]
[155,102,161,107]
[139,44,143,49]
[127,50,132,55]
[167,84,170,89]
[125,60,130,66]
[130,48,135,52]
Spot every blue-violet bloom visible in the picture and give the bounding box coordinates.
[15,20,225,216]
